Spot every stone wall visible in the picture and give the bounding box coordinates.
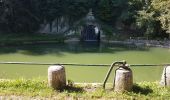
[39,16,71,34]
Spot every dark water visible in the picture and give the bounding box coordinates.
[0,42,148,55]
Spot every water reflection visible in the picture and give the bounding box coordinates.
[0,42,149,55]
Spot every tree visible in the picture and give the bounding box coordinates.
[134,0,169,39]
[151,0,170,38]
[0,0,91,33]
[0,0,41,33]
[136,10,159,38]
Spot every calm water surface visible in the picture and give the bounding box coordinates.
[0,42,170,82]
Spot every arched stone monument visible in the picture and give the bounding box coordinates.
[81,9,100,42]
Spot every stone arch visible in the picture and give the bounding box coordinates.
[80,9,101,42]
[81,24,100,41]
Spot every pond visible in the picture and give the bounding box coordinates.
[0,42,170,83]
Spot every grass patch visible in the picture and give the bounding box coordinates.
[0,79,54,97]
[0,79,170,99]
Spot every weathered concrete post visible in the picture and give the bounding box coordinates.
[160,66,170,86]
[48,65,66,90]
[114,65,133,92]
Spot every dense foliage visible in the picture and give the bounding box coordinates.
[0,0,90,33]
[151,0,170,38]
[0,0,170,39]
[136,0,170,39]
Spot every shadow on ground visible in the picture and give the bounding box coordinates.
[61,85,84,93]
[59,83,153,95]
[132,84,153,95]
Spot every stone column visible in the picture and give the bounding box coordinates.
[160,66,170,86]
[48,65,66,90]
[114,67,133,92]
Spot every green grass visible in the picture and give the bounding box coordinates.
[0,79,170,99]
[0,43,169,82]
[0,79,55,97]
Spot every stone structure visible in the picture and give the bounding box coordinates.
[160,66,170,86]
[39,17,70,34]
[48,65,66,90]
[38,9,102,41]
[114,66,133,92]
[81,9,101,42]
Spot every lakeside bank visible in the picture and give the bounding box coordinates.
[0,36,170,49]
[0,79,169,100]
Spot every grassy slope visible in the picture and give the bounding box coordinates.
[0,79,170,99]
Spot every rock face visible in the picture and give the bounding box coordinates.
[48,65,66,90]
[39,16,71,34]
[160,66,170,86]
[114,67,133,92]
[38,9,103,38]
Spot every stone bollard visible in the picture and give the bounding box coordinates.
[48,65,66,90]
[160,66,170,86]
[114,66,133,92]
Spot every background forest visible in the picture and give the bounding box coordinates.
[0,0,169,39]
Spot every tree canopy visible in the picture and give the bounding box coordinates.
[0,0,170,39]
[0,0,90,33]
